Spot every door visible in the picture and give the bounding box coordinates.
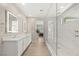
[58,19,79,56]
[48,21,54,41]
[48,20,56,55]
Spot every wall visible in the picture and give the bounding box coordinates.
[27,17,36,40]
[0,3,36,40]
[0,5,5,55]
[0,4,28,34]
[0,5,6,35]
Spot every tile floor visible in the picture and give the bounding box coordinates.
[23,36,50,56]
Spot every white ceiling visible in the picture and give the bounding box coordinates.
[15,3,73,17]
[57,3,73,15]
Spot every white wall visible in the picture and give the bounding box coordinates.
[0,3,37,40]
[0,4,27,34]
[27,17,36,40]
[0,5,6,55]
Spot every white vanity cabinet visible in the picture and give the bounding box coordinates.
[23,35,31,53]
[2,41,18,56]
[2,34,31,56]
[17,38,23,56]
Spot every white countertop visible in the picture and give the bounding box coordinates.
[2,33,31,41]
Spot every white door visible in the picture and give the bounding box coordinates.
[48,21,56,55]
[48,21,54,41]
[58,19,79,56]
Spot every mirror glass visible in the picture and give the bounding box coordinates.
[7,11,18,33]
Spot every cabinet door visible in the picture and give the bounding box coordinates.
[23,36,31,51]
[3,41,17,56]
[23,37,27,51]
[18,39,23,55]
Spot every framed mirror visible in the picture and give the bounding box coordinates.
[6,11,18,33]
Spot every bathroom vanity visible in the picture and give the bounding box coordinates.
[2,33,31,56]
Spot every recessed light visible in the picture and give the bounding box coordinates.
[21,3,26,5]
[60,6,64,9]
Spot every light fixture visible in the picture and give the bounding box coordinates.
[21,3,26,5]
[60,6,64,9]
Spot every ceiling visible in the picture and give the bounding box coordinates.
[57,3,73,15]
[15,3,73,18]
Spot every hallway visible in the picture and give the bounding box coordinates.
[23,37,50,56]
